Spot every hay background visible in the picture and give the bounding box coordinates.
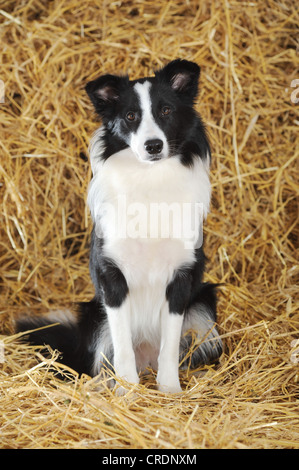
[0,0,298,449]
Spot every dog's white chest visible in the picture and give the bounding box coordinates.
[88,148,211,286]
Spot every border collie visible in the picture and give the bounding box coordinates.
[17,59,222,394]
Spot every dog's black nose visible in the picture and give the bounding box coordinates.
[144,139,163,155]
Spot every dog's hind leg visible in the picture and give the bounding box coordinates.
[180,283,223,370]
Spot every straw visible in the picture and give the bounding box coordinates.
[0,0,298,449]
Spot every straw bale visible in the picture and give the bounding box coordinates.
[0,0,298,449]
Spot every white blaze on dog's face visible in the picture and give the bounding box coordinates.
[129,81,169,163]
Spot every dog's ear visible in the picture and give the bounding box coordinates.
[155,59,200,102]
[85,74,128,116]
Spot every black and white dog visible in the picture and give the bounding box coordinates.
[17,59,222,394]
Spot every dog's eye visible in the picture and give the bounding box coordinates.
[126,111,136,121]
[161,106,171,116]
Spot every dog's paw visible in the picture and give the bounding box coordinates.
[156,368,182,394]
[113,374,139,397]
[114,385,129,396]
[156,374,182,394]
[157,383,182,394]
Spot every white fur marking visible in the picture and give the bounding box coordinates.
[92,320,113,376]
[45,309,75,325]
[130,81,169,162]
[106,297,139,387]
[157,305,184,393]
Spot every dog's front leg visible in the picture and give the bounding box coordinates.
[106,296,139,394]
[97,257,138,394]
[157,268,192,393]
[157,304,184,393]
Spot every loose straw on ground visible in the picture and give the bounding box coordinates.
[0,0,298,449]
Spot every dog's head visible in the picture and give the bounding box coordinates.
[85,59,201,163]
